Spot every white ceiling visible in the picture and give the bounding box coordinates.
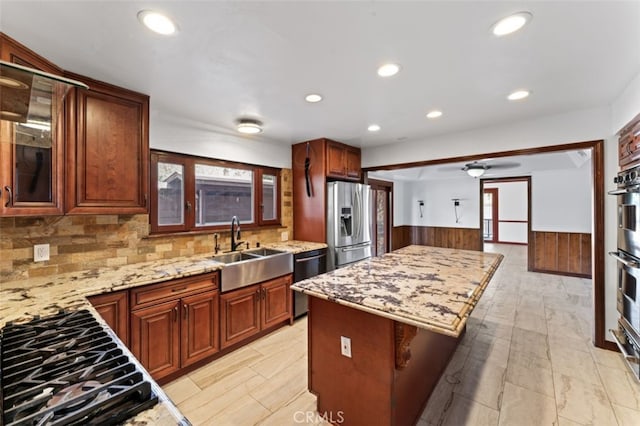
[367,149,592,181]
[1,1,638,149]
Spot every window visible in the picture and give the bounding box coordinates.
[150,151,281,233]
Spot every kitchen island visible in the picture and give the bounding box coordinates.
[291,245,503,426]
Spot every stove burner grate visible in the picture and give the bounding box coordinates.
[1,310,158,426]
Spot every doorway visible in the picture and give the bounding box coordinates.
[369,179,393,257]
[483,188,499,242]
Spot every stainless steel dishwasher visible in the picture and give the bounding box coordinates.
[293,248,327,318]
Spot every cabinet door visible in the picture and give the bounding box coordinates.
[261,275,292,329]
[66,79,149,214]
[326,141,346,177]
[0,35,64,216]
[220,285,260,349]
[87,290,129,346]
[130,300,180,381]
[345,147,362,180]
[181,290,220,367]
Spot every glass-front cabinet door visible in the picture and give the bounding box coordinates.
[0,39,65,216]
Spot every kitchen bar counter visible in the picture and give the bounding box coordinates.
[292,245,503,426]
[0,240,323,425]
[291,244,503,337]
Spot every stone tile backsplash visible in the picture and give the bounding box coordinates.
[0,169,294,281]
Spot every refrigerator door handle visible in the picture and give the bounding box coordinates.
[341,242,370,252]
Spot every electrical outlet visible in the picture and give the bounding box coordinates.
[281,231,289,241]
[340,336,352,358]
[34,244,50,262]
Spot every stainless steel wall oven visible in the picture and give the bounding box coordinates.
[609,165,640,380]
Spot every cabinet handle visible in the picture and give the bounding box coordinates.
[174,306,178,322]
[171,287,188,293]
[185,201,192,212]
[262,288,266,300]
[183,305,188,320]
[4,186,12,208]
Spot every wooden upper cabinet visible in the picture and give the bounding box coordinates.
[64,74,149,214]
[619,114,640,169]
[0,33,65,216]
[325,140,361,180]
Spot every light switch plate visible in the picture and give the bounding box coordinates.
[281,231,289,241]
[34,244,50,262]
[340,336,352,358]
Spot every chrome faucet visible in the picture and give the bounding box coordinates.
[230,216,245,251]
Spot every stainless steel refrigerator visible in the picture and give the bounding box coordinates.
[326,181,372,270]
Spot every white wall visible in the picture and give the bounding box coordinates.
[484,181,528,243]
[150,111,292,169]
[531,168,592,233]
[403,178,480,228]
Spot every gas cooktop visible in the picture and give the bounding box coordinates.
[1,309,158,425]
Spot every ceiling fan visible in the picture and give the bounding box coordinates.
[439,159,521,178]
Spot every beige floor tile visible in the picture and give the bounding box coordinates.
[249,355,308,411]
[557,415,585,426]
[514,311,548,335]
[506,349,555,397]
[550,345,601,386]
[511,327,550,360]
[468,333,511,367]
[257,391,322,426]
[554,372,618,425]
[498,382,557,426]
[420,375,456,425]
[455,357,506,410]
[202,394,271,425]
[591,345,631,371]
[612,403,640,426]
[188,345,264,389]
[178,372,266,424]
[249,323,305,356]
[476,317,514,341]
[597,363,640,410]
[249,338,306,379]
[162,376,201,405]
[442,394,499,426]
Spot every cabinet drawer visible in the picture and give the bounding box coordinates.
[131,272,218,310]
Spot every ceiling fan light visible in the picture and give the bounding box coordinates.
[466,167,486,178]
[236,119,263,134]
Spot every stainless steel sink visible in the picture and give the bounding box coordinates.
[213,249,293,292]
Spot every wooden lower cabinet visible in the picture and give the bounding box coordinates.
[181,290,220,367]
[130,300,181,380]
[221,274,292,349]
[129,272,220,381]
[87,290,129,346]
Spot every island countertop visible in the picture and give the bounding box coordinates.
[291,245,503,337]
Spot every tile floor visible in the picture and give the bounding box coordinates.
[163,244,640,425]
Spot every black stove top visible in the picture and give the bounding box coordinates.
[1,309,158,426]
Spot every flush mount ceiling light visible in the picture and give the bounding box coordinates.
[377,63,401,77]
[236,119,263,134]
[305,93,323,103]
[137,10,178,35]
[426,110,443,119]
[367,124,381,132]
[507,89,530,101]
[491,12,532,36]
[465,164,487,178]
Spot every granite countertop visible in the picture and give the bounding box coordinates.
[0,239,323,425]
[262,240,327,254]
[291,245,503,337]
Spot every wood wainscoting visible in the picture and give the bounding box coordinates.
[392,226,482,251]
[529,231,592,278]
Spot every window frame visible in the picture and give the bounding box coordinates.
[150,150,282,234]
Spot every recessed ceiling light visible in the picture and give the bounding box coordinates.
[491,12,532,36]
[236,119,263,134]
[426,110,443,119]
[137,10,178,35]
[368,124,381,132]
[305,94,323,103]
[507,90,530,101]
[377,63,400,77]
